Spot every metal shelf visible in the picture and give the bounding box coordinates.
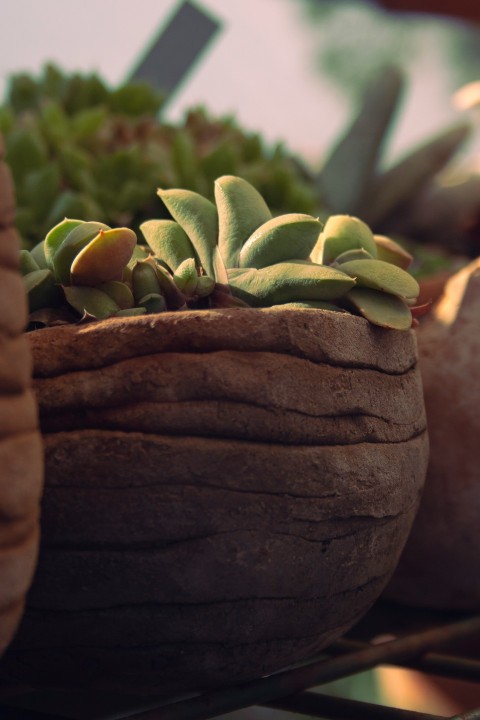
[1,600,480,720]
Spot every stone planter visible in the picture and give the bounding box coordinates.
[1,308,428,694]
[0,136,43,656]
[387,259,480,610]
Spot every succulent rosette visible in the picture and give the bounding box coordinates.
[21,175,420,330]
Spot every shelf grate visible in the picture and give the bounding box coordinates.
[1,601,479,720]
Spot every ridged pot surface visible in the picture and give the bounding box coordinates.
[1,308,428,693]
[0,136,43,657]
[387,259,480,610]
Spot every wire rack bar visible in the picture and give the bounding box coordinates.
[264,690,446,720]
[124,615,480,720]
[331,638,480,683]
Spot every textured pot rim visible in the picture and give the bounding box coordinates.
[27,307,419,378]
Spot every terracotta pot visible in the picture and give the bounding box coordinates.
[1,308,428,693]
[0,136,43,656]
[387,259,480,610]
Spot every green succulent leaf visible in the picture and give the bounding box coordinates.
[137,292,167,314]
[374,234,413,270]
[333,248,374,264]
[312,215,377,265]
[153,262,188,310]
[63,285,120,319]
[140,219,197,271]
[70,227,137,286]
[44,218,85,271]
[215,174,272,268]
[239,214,321,269]
[345,287,413,330]
[127,244,151,270]
[173,258,198,295]
[339,258,419,300]
[158,188,218,278]
[24,268,61,312]
[97,281,134,309]
[211,245,230,287]
[131,260,162,303]
[30,240,48,269]
[195,275,216,297]
[228,261,355,307]
[20,249,40,276]
[115,307,147,317]
[53,220,110,284]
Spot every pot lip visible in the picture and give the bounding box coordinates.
[27,306,402,338]
[27,307,418,379]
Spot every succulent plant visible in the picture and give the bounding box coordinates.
[1,64,317,250]
[317,65,478,262]
[22,175,420,330]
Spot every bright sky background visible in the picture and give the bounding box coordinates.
[0,0,478,168]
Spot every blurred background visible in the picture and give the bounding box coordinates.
[1,0,480,715]
[1,0,480,163]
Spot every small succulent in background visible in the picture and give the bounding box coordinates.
[23,175,420,330]
[317,64,478,268]
[0,64,317,250]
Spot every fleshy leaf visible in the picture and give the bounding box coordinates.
[140,219,197,271]
[332,248,374,265]
[239,214,321,269]
[127,244,151,270]
[374,234,413,270]
[173,258,198,295]
[215,175,272,268]
[115,307,147,317]
[153,262,188,310]
[131,261,162,303]
[30,240,48,269]
[63,285,120,319]
[195,275,216,298]
[97,281,134,309]
[312,215,377,265]
[158,188,217,277]
[20,249,40,276]
[53,220,110,284]
[70,228,137,286]
[345,287,412,330]
[44,217,84,271]
[339,258,419,300]
[229,261,354,307]
[24,269,61,312]
[137,292,167,314]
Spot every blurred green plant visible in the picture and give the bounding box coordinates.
[4,61,478,283]
[0,64,317,249]
[22,174,421,331]
[315,64,480,271]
